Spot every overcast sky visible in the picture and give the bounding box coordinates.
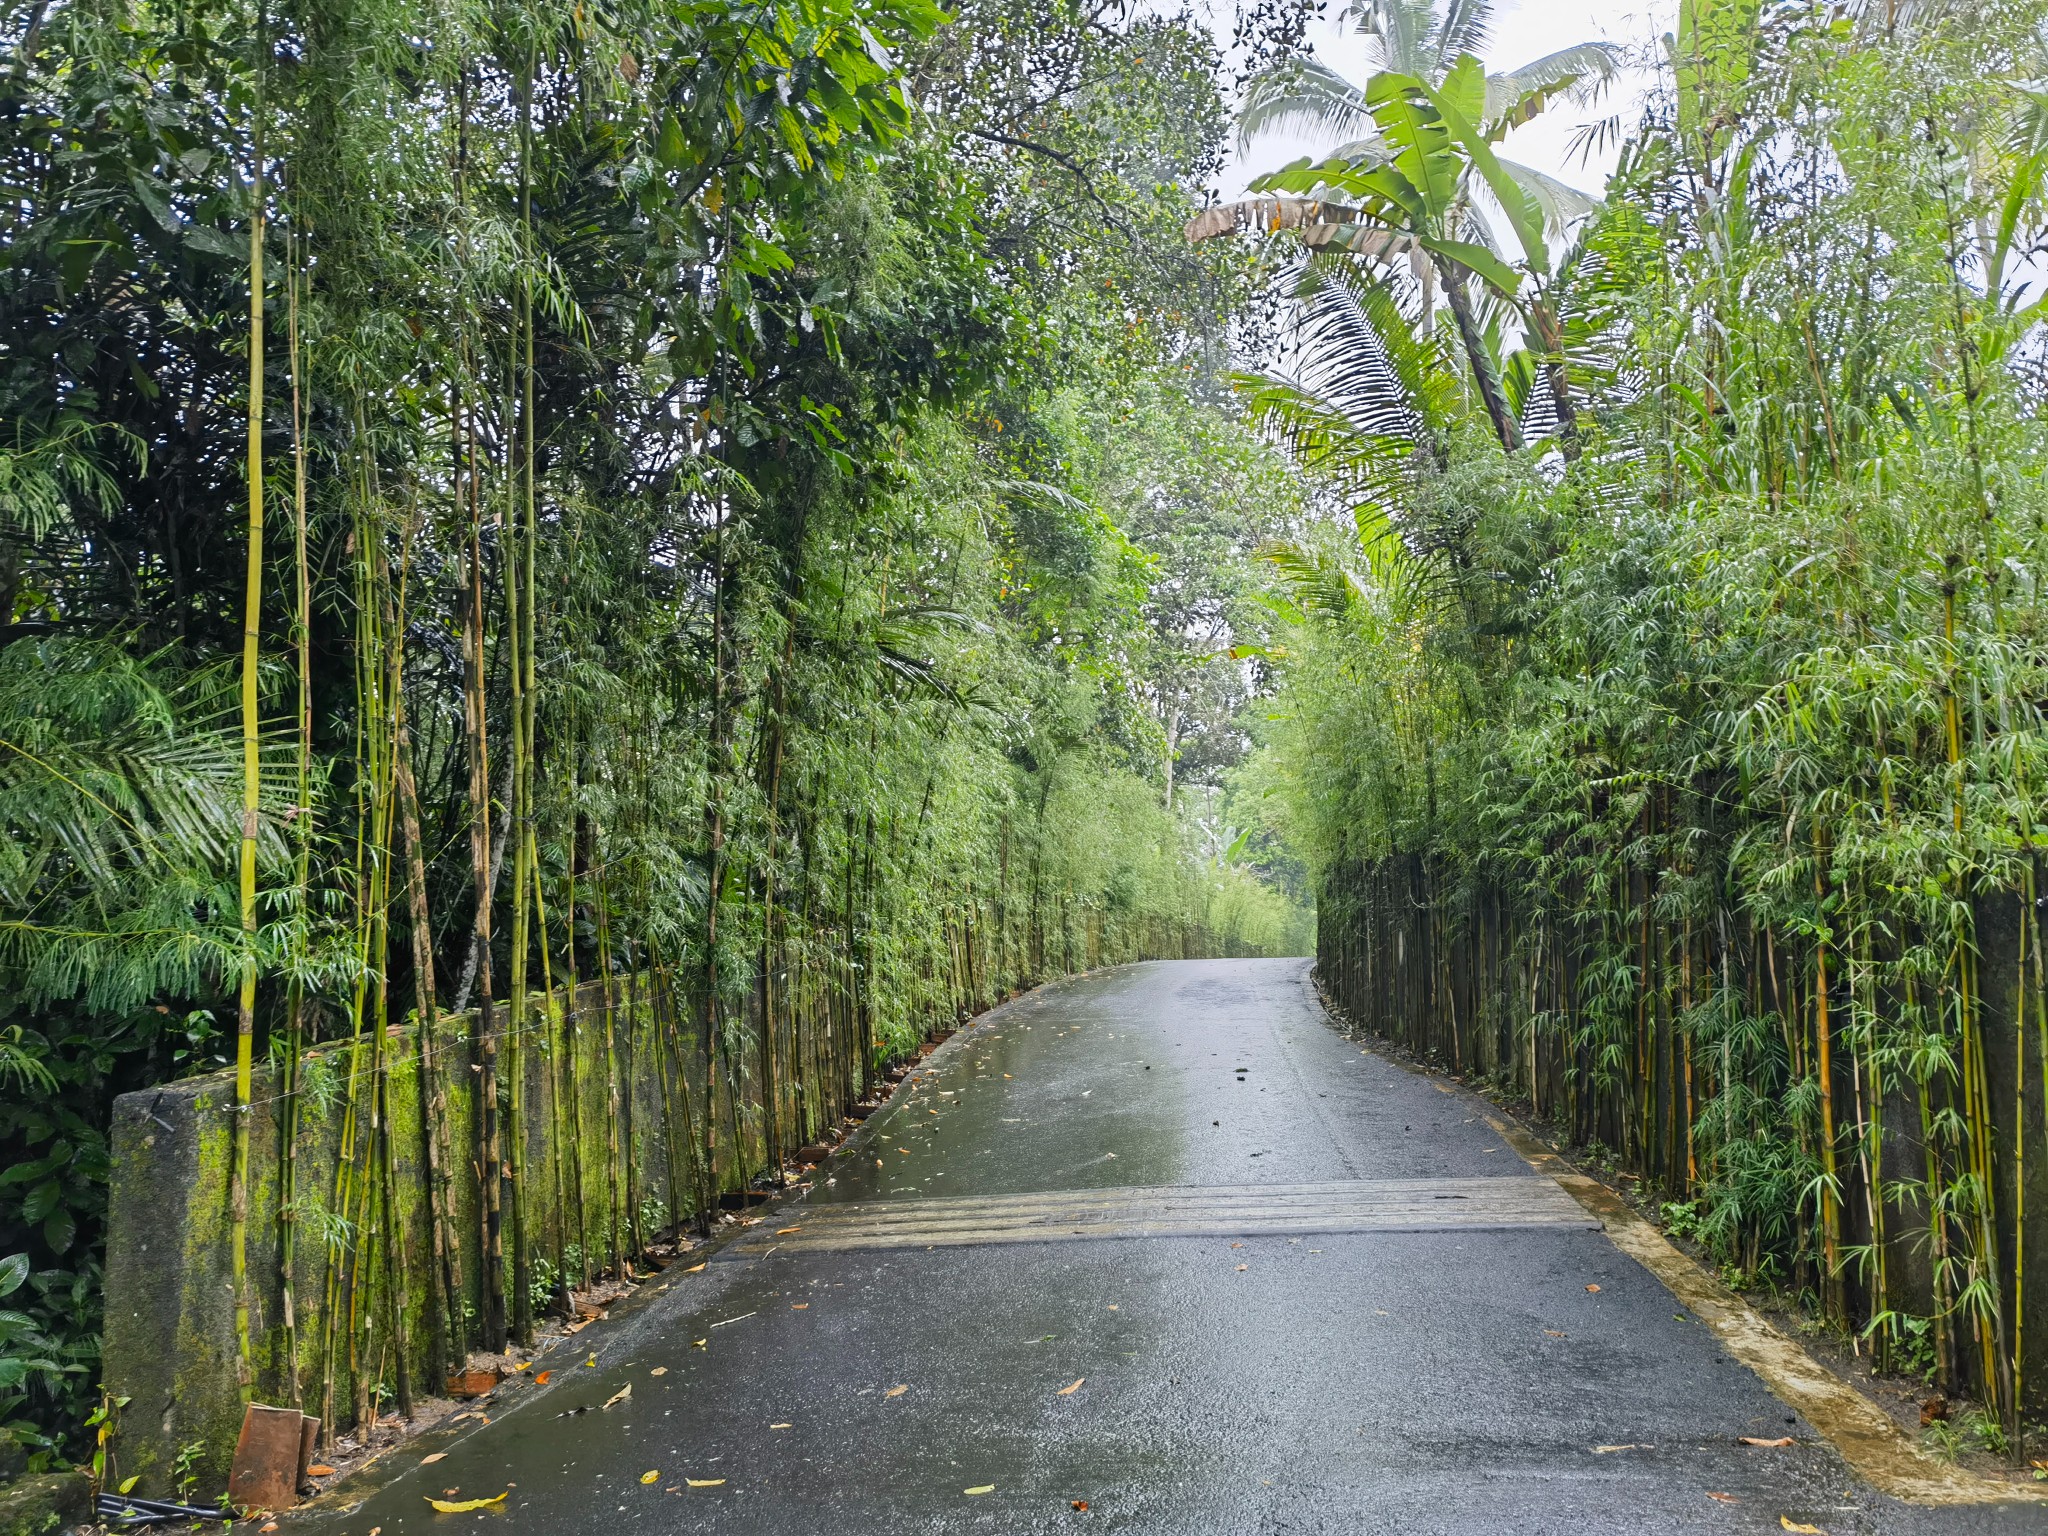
[1209,1,1682,199]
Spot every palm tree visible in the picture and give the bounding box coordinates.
[1195,1,1618,454]
[1238,0,1620,211]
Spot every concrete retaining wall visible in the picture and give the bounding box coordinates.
[100,975,703,1498]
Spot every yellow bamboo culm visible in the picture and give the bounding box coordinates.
[231,76,267,1394]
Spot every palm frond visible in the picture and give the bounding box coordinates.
[1484,43,1623,136]
[1494,157,1603,238]
[1237,58,1380,153]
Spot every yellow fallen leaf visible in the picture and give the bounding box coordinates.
[420,1453,447,1466]
[516,1361,533,1372]
[686,1478,726,1488]
[650,1367,667,1377]
[1780,1520,1825,1534]
[684,1263,707,1274]
[585,1355,597,1367]
[692,1338,708,1349]
[964,1484,995,1496]
[770,1422,792,1429]
[602,1384,632,1409]
[776,1226,803,1235]
[640,1471,661,1485]
[1057,1379,1083,1396]
[425,1493,508,1513]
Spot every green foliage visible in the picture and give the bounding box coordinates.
[1248,0,2048,1428]
[0,0,1307,1461]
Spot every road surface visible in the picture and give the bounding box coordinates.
[297,958,2039,1534]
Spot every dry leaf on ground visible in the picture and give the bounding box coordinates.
[1740,1436,1795,1448]
[685,1478,726,1488]
[1235,1264,1248,1272]
[684,1263,707,1274]
[420,1453,446,1466]
[1071,1500,1089,1511]
[791,1303,809,1310]
[1592,1445,1645,1453]
[1779,1520,1825,1534]
[1707,1493,1739,1503]
[306,1464,336,1476]
[770,1423,792,1429]
[640,1471,661,1485]
[425,1493,508,1513]
[776,1226,803,1235]
[1585,1284,1601,1293]
[885,1384,909,1398]
[1057,1379,1084,1396]
[602,1384,632,1410]
[964,1484,995,1495]
[533,1371,551,1385]
[649,1367,667,1376]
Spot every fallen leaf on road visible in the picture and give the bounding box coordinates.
[307,1464,336,1476]
[533,1371,551,1385]
[791,1303,809,1309]
[776,1226,803,1234]
[650,1367,667,1376]
[1058,1379,1084,1396]
[1592,1444,1645,1453]
[886,1384,909,1398]
[770,1422,792,1429]
[641,1471,661,1485]
[602,1384,632,1410]
[692,1339,707,1349]
[260,1523,278,1532]
[1071,1500,1089,1511]
[1004,1074,1012,1079]
[686,1478,726,1488]
[1544,1330,1566,1338]
[1236,1264,1248,1272]
[516,1361,533,1372]
[1230,1242,1243,1249]
[420,1453,447,1466]
[1585,1284,1601,1293]
[964,1484,995,1495]
[585,1355,598,1366]
[1707,1493,1739,1503]
[1740,1436,1795,1448]
[684,1263,707,1274]
[1779,1520,1825,1534]
[425,1493,507,1513]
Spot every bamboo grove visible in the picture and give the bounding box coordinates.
[0,0,1312,1458]
[1227,0,2048,1439]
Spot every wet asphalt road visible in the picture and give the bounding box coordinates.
[300,958,2042,1534]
